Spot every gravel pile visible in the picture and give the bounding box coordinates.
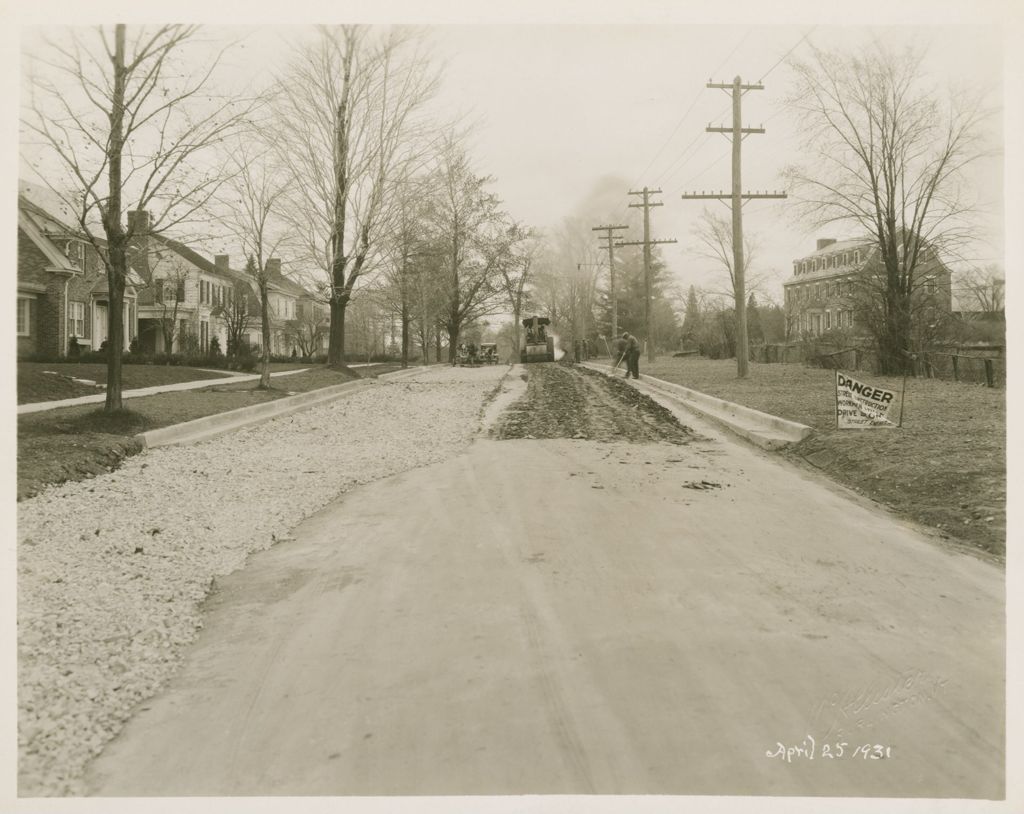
[17,365,508,796]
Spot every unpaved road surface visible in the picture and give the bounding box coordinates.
[84,363,1004,798]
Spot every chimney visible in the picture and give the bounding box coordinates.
[266,258,282,277]
[127,210,150,235]
[816,238,836,251]
[214,254,230,273]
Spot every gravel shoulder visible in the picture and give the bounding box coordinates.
[17,363,508,796]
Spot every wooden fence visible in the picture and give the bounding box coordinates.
[754,342,1004,388]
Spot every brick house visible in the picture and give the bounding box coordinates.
[17,192,142,359]
[783,237,953,338]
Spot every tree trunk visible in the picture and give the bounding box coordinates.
[103,25,127,412]
[447,324,459,364]
[512,306,521,363]
[104,256,126,410]
[400,300,410,369]
[435,329,441,364]
[259,281,271,388]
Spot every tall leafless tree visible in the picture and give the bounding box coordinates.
[784,42,992,373]
[497,223,539,358]
[427,141,511,363]
[273,25,440,368]
[220,139,291,388]
[23,24,253,410]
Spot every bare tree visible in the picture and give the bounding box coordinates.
[784,41,992,373]
[378,176,434,368]
[273,25,440,368]
[149,267,189,357]
[497,222,539,358]
[220,140,291,388]
[23,24,253,410]
[958,263,1004,316]
[427,141,511,362]
[284,304,328,359]
[689,208,763,302]
[212,280,257,361]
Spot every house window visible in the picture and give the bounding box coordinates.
[854,250,861,264]
[17,297,32,336]
[154,279,164,303]
[200,320,209,351]
[825,310,831,330]
[176,279,186,300]
[68,301,86,338]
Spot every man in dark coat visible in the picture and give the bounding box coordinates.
[623,332,640,379]
[612,334,627,371]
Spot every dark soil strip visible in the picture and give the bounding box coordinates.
[494,363,694,444]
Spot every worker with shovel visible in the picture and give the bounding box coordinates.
[611,333,628,373]
[622,332,641,379]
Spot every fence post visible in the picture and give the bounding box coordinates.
[924,354,933,379]
[984,358,995,388]
[952,355,959,382]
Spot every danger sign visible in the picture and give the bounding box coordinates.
[835,371,901,429]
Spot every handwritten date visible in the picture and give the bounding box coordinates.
[766,735,891,762]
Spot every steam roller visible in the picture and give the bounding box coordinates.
[520,315,555,363]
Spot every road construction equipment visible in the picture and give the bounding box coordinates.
[520,316,555,363]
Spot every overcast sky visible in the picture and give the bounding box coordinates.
[18,22,1005,306]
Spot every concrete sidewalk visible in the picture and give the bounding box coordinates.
[583,361,813,450]
[18,369,310,415]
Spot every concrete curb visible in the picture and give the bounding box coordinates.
[583,362,813,450]
[133,364,435,449]
[135,380,370,449]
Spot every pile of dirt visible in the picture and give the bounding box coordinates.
[493,362,694,444]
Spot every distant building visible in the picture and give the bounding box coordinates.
[783,237,952,338]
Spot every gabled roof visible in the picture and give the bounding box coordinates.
[18,209,78,272]
[149,234,251,285]
[267,270,310,298]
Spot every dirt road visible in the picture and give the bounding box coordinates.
[84,363,1004,798]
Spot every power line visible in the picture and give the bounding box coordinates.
[654,27,818,192]
[633,28,752,188]
[759,26,817,82]
[617,187,677,362]
[592,223,629,337]
[680,78,787,379]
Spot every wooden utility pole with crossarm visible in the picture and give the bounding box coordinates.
[681,76,786,378]
[592,224,629,339]
[617,187,677,363]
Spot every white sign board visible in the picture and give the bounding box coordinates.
[835,371,900,429]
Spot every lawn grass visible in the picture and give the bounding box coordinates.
[17,362,229,404]
[643,358,1006,559]
[16,365,372,500]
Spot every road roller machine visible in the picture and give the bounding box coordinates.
[520,316,555,363]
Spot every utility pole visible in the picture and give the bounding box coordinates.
[681,76,786,378]
[618,187,677,363]
[592,224,629,339]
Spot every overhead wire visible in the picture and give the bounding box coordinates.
[659,26,818,201]
[631,28,752,189]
